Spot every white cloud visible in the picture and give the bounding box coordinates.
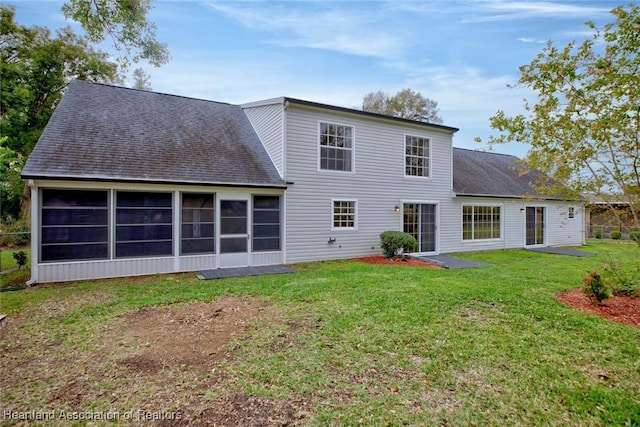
[462,1,610,23]
[518,37,546,44]
[202,1,403,58]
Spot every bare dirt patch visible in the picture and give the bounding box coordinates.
[557,289,640,328]
[1,295,315,425]
[105,297,318,425]
[111,297,276,374]
[356,255,441,269]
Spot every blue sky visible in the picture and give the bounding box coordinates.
[11,0,618,156]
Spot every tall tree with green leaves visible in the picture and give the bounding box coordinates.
[0,5,119,221]
[483,4,639,227]
[362,88,443,124]
[62,0,169,67]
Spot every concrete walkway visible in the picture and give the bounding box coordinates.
[411,254,492,269]
[525,246,596,257]
[198,265,294,280]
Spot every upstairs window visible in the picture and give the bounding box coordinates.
[319,122,353,172]
[405,135,430,177]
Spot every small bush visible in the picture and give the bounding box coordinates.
[611,230,622,240]
[602,255,640,297]
[582,271,611,305]
[12,251,27,269]
[630,231,640,244]
[593,228,603,239]
[380,231,417,259]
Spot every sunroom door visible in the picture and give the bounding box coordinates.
[525,206,546,246]
[403,203,437,254]
[219,199,249,268]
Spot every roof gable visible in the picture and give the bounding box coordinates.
[22,80,284,187]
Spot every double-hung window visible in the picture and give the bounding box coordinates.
[319,122,353,172]
[462,205,501,240]
[332,200,357,230]
[405,135,430,177]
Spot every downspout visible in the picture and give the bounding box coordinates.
[282,99,289,264]
[26,180,38,286]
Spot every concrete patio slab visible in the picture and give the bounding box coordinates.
[411,255,492,269]
[525,247,596,257]
[198,265,294,280]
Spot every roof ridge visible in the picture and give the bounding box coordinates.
[453,146,519,159]
[73,79,235,107]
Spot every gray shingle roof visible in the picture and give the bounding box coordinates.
[452,147,567,199]
[22,80,285,187]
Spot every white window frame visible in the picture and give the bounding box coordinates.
[461,204,503,242]
[404,134,431,178]
[318,121,355,173]
[331,199,358,230]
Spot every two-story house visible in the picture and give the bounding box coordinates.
[21,80,584,283]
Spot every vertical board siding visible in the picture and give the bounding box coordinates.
[283,106,455,263]
[38,257,175,283]
[179,255,218,271]
[243,103,285,178]
[251,251,285,266]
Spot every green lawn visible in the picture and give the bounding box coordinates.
[1,240,638,425]
[0,248,31,288]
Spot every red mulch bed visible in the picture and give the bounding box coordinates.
[557,289,640,328]
[355,255,441,269]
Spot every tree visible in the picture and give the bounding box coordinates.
[0,137,24,222]
[0,5,120,221]
[362,88,443,124]
[483,4,640,227]
[61,0,169,67]
[131,67,152,90]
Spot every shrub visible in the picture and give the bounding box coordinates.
[380,231,417,259]
[630,231,640,244]
[602,255,640,297]
[593,228,603,239]
[582,271,611,305]
[611,230,622,240]
[12,251,27,269]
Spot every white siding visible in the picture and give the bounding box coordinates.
[282,104,455,263]
[440,197,584,253]
[243,102,285,178]
[545,202,585,247]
